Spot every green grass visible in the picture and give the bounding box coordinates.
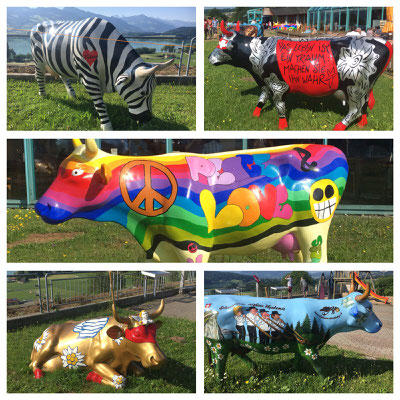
[204,345,393,393]
[7,78,195,130]
[142,51,196,66]
[204,39,393,131]
[7,209,392,262]
[8,309,195,393]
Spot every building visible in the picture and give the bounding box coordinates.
[7,139,392,215]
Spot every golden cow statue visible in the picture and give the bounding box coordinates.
[30,272,166,389]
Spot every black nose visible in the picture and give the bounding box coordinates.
[135,110,152,122]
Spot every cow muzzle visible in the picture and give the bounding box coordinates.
[142,350,166,369]
[35,201,72,224]
[209,48,232,65]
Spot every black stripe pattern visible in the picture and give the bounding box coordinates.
[30,17,158,130]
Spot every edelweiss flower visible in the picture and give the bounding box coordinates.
[216,343,222,349]
[312,353,318,360]
[218,353,224,360]
[272,347,279,352]
[283,344,289,349]
[211,347,217,353]
[114,337,124,346]
[34,329,49,352]
[337,40,379,82]
[342,297,354,308]
[264,346,271,352]
[61,346,86,369]
[304,348,312,356]
[112,375,126,389]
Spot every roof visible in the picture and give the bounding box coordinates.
[268,7,310,16]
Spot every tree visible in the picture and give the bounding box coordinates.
[161,45,175,53]
[231,7,252,23]
[281,271,314,291]
[204,8,227,21]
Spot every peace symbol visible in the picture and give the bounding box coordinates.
[120,160,178,217]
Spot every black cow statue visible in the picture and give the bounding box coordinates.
[209,21,392,130]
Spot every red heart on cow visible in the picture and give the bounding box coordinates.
[83,50,98,66]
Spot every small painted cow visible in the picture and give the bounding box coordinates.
[209,21,393,130]
[35,139,348,262]
[30,274,166,389]
[204,284,381,379]
[31,18,173,130]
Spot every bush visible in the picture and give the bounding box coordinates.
[135,47,156,55]
[374,275,393,296]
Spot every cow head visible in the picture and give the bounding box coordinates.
[115,59,174,122]
[108,272,166,368]
[35,139,113,224]
[209,20,242,66]
[344,284,382,334]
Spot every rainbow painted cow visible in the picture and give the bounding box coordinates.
[35,139,348,262]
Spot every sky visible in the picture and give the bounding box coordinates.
[78,7,196,22]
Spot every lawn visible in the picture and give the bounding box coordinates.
[204,39,393,131]
[204,345,393,393]
[7,209,393,263]
[7,78,196,131]
[7,308,196,393]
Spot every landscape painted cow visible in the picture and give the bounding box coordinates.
[35,139,348,262]
[30,18,173,130]
[30,272,166,389]
[204,283,381,379]
[209,21,393,130]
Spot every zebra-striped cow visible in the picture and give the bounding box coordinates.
[30,17,173,130]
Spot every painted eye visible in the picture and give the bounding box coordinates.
[313,188,324,201]
[365,306,372,312]
[325,185,334,198]
[71,169,84,176]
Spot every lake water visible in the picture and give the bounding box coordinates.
[8,36,186,56]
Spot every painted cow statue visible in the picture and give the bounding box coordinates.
[35,139,348,262]
[30,273,166,389]
[209,21,393,130]
[30,17,173,130]
[204,284,381,379]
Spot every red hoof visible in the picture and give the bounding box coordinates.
[368,91,375,110]
[357,114,368,127]
[34,368,43,379]
[86,371,103,384]
[278,118,288,130]
[333,122,347,131]
[253,106,262,117]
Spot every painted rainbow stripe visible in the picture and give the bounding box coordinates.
[36,144,348,259]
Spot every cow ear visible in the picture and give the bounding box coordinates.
[107,326,125,339]
[100,163,112,185]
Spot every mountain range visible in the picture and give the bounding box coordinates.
[7,7,195,34]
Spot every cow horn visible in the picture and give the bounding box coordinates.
[109,271,133,327]
[85,139,98,158]
[135,65,159,79]
[220,20,233,37]
[153,58,175,70]
[72,139,83,149]
[235,21,240,32]
[355,283,370,302]
[149,299,165,319]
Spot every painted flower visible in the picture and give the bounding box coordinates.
[312,353,318,360]
[304,348,312,356]
[337,40,379,82]
[213,358,218,364]
[33,329,49,352]
[114,337,124,346]
[211,347,217,353]
[206,340,211,346]
[283,344,289,349]
[264,346,271,352]
[342,297,354,308]
[61,346,86,369]
[217,354,224,360]
[112,375,126,389]
[272,347,279,353]
[216,343,222,349]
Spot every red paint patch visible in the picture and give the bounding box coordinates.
[278,118,288,130]
[333,121,347,131]
[357,114,368,127]
[188,242,198,253]
[83,50,98,66]
[276,40,339,96]
[34,368,43,379]
[253,106,262,117]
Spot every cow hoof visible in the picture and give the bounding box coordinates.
[86,371,103,384]
[357,114,368,127]
[34,368,43,379]
[101,122,113,131]
[333,122,347,131]
[368,91,375,110]
[253,107,262,118]
[278,118,288,130]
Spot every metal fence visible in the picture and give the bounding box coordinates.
[7,271,196,315]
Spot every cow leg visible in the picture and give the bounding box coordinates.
[253,86,269,117]
[266,74,289,130]
[293,221,331,263]
[81,79,113,130]
[233,351,258,372]
[334,81,369,130]
[33,61,47,97]
[60,77,76,99]
[89,363,126,389]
